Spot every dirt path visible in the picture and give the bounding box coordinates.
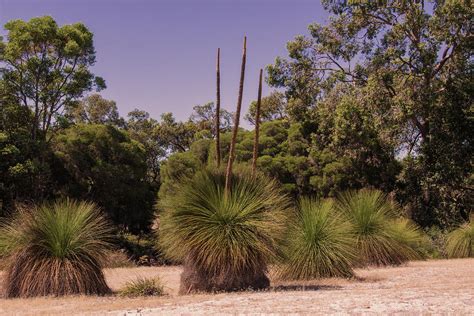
[0,258,473,315]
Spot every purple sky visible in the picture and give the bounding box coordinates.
[1,0,327,126]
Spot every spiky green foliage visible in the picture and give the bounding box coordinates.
[277,198,356,280]
[337,189,422,266]
[388,218,430,259]
[0,199,113,298]
[119,277,165,297]
[159,168,290,292]
[446,215,474,258]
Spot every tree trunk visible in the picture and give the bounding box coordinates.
[225,36,247,191]
[252,69,263,176]
[215,48,221,168]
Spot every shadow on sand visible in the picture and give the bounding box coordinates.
[271,284,343,292]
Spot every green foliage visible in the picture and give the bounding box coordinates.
[65,94,124,127]
[267,1,473,227]
[53,124,154,232]
[118,233,169,266]
[1,16,105,140]
[446,215,474,258]
[0,199,112,297]
[119,277,165,297]
[337,190,423,266]
[162,114,398,201]
[277,198,356,280]
[423,226,449,259]
[0,101,52,214]
[190,102,233,137]
[157,150,204,202]
[245,91,287,125]
[388,218,431,260]
[159,168,290,286]
[155,112,197,153]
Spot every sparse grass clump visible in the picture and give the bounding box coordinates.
[119,277,165,297]
[159,168,290,293]
[446,215,474,258]
[0,199,113,298]
[337,189,423,266]
[277,198,356,280]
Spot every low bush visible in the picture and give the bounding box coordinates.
[119,277,165,297]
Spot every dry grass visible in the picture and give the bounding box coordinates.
[0,259,473,314]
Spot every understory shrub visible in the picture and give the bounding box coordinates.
[423,227,449,258]
[337,189,424,266]
[119,277,165,297]
[277,198,356,280]
[0,199,113,297]
[118,233,170,266]
[446,215,474,258]
[159,168,290,293]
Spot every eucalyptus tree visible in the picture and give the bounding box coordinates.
[267,0,473,226]
[0,16,105,141]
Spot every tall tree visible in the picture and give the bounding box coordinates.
[126,109,165,188]
[267,0,473,226]
[215,48,221,167]
[189,102,232,136]
[245,91,287,125]
[65,94,123,126]
[252,69,263,176]
[53,124,154,232]
[225,36,247,191]
[0,16,105,141]
[155,112,196,154]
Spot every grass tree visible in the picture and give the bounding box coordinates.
[446,215,474,258]
[159,168,290,293]
[277,198,356,280]
[215,47,221,168]
[252,68,263,176]
[225,36,247,191]
[337,189,425,266]
[0,200,113,298]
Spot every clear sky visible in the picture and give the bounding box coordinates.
[0,0,327,126]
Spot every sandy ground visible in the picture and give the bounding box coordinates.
[0,258,473,315]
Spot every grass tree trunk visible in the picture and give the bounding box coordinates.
[252,68,263,176]
[215,48,221,168]
[225,36,247,191]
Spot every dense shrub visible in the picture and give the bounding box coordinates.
[53,124,155,233]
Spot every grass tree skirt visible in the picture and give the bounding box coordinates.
[5,250,111,298]
[179,256,270,294]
